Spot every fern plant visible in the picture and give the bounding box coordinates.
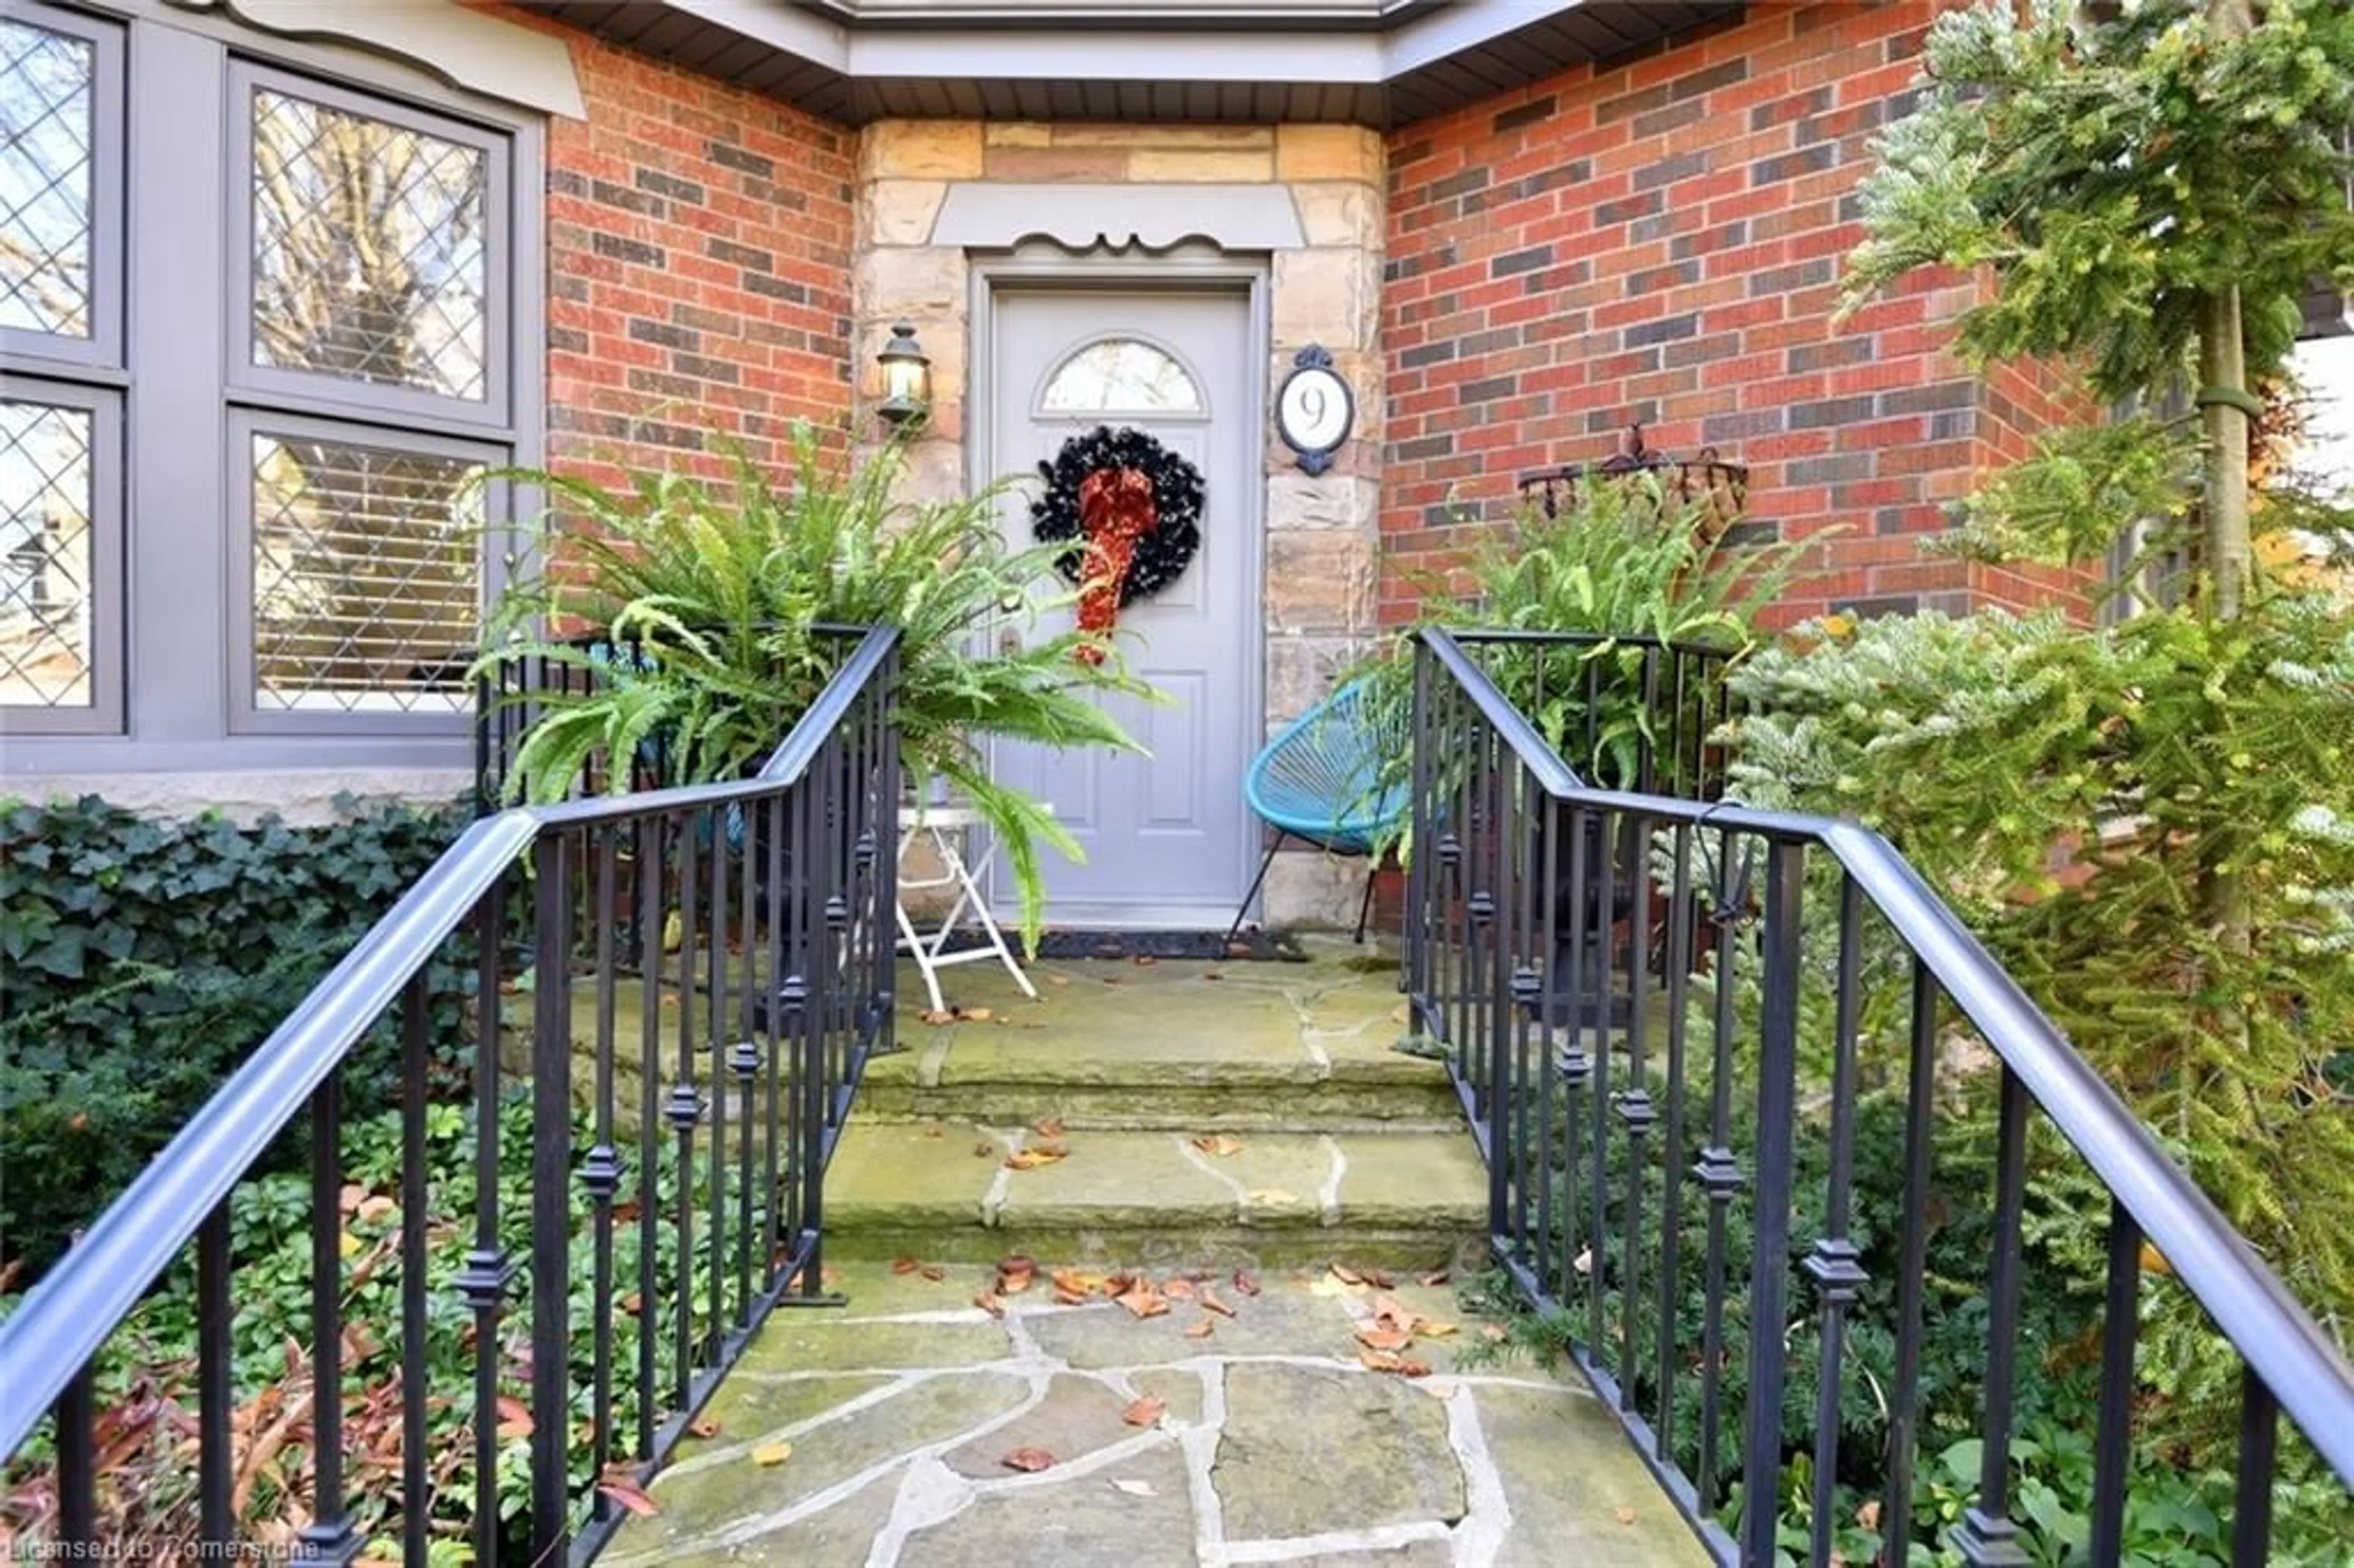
[1350,471,1799,856]
[470,424,1154,946]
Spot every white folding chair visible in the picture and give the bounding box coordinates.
[894,800,1038,1013]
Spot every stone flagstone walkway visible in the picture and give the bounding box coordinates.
[604,1257,1706,1567]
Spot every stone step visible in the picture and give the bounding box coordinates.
[863,945,1460,1133]
[823,1120,1491,1273]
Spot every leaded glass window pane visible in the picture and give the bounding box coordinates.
[0,18,94,338]
[1041,338,1203,413]
[250,86,489,400]
[250,432,482,713]
[0,399,93,706]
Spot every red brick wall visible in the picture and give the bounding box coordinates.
[1381,0,2090,628]
[495,9,856,489]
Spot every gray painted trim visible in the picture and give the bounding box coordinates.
[0,4,125,376]
[225,60,517,436]
[542,0,1740,125]
[223,409,508,739]
[159,0,585,119]
[966,244,1271,921]
[934,185,1303,252]
[1,5,543,778]
[0,377,124,736]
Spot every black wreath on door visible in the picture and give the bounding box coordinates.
[1029,425,1204,603]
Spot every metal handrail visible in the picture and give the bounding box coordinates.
[0,625,902,1455]
[1417,625,2354,1482]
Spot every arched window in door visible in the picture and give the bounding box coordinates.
[1038,337,1205,415]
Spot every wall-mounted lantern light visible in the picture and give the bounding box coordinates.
[877,321,931,429]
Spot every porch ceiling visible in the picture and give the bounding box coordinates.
[527,0,1744,128]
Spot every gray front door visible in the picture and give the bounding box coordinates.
[985,284,1257,929]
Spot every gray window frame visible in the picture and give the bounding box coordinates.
[0,2,125,376]
[1,1,544,777]
[228,408,509,737]
[1,374,123,734]
[226,59,514,433]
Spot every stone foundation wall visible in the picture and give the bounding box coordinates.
[854,120,1390,927]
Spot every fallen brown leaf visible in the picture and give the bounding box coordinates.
[750,1441,793,1467]
[1190,1134,1243,1157]
[920,1263,947,1282]
[1419,1320,1461,1338]
[1184,1319,1215,1339]
[1005,1148,1066,1171]
[1114,1285,1169,1319]
[1198,1285,1235,1319]
[1355,1326,1412,1353]
[1031,1116,1065,1139]
[997,1256,1037,1294]
[1052,1287,1091,1307]
[1358,1350,1433,1378]
[1000,1447,1056,1473]
[495,1395,533,1439]
[597,1477,661,1518]
[1363,1268,1396,1289]
[891,1257,921,1276]
[1613,1507,1637,1526]
[1329,1265,1365,1286]
[961,1007,994,1022]
[1121,1394,1167,1427]
[974,1141,997,1157]
[1231,1268,1261,1298]
[1420,1269,1451,1287]
[973,1291,1006,1319]
[1051,1268,1102,1295]
[920,1008,956,1026]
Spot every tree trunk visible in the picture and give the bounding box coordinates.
[2200,0,2257,983]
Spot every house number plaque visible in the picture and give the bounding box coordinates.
[1276,344,1353,476]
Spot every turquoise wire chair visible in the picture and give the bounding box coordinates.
[1226,680,1409,945]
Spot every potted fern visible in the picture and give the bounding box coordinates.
[471,422,1152,946]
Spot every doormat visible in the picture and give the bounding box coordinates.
[931,928,1310,962]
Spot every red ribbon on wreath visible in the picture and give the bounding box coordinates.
[1073,466,1158,665]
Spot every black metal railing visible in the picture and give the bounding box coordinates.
[0,626,901,1566]
[1404,626,2354,1566]
[470,624,871,810]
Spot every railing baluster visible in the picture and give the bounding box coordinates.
[764,790,788,1288]
[2090,1198,2141,1567]
[1586,808,1613,1358]
[1807,874,1871,1568]
[585,828,622,1523]
[1737,838,1805,1568]
[1479,747,1511,1246]
[1531,798,1560,1295]
[455,878,509,1568]
[197,1197,234,1553]
[1694,826,1745,1514]
[55,1369,95,1550]
[1560,800,1592,1306]
[636,813,663,1458]
[733,799,761,1324]
[706,805,729,1356]
[2231,1371,2278,1568]
[1406,643,1433,1007]
[530,831,574,1566]
[1653,821,1694,1458]
[1880,956,1940,1567]
[398,978,430,1566]
[669,816,701,1406]
[300,1072,359,1566]
[1617,809,1656,1401]
[1952,1064,2030,1566]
